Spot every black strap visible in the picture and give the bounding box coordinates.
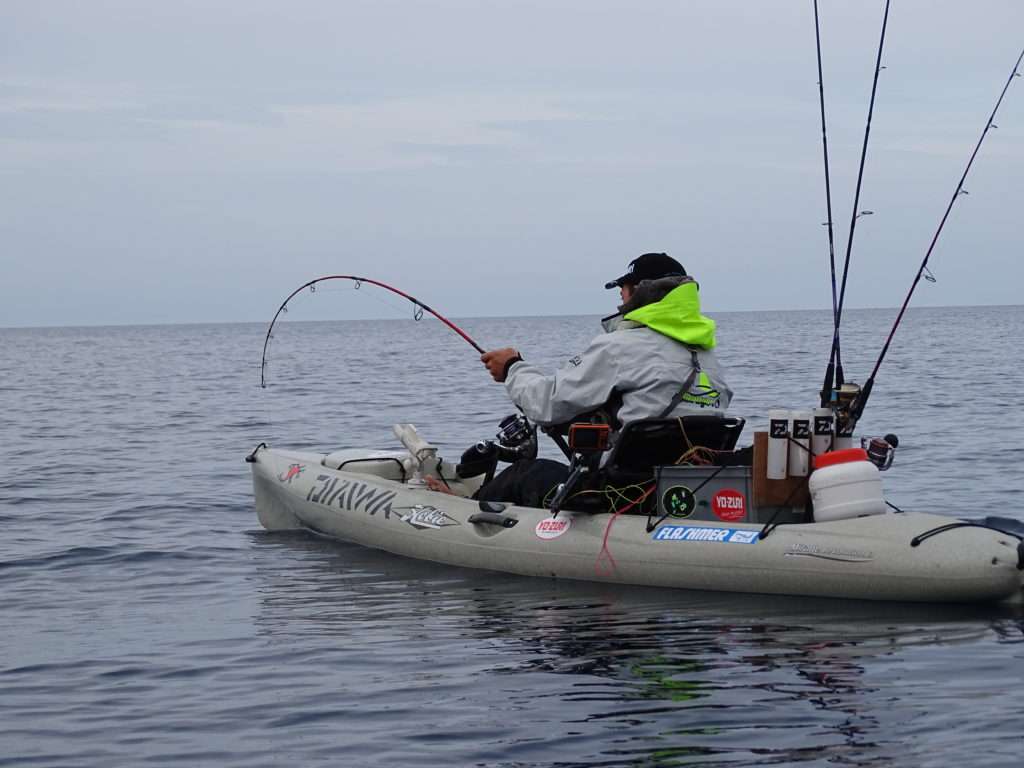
[658,348,702,419]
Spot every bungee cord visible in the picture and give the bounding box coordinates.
[259,274,485,388]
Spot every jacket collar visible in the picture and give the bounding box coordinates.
[600,313,641,333]
[617,275,695,316]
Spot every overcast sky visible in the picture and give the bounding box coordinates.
[1,1,1021,327]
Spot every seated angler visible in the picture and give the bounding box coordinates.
[455,252,733,509]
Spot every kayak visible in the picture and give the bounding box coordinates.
[247,17,1024,606]
[247,427,1024,604]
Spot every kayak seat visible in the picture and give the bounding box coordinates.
[547,415,746,515]
[600,415,746,489]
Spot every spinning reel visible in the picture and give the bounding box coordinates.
[455,413,538,483]
[862,433,899,471]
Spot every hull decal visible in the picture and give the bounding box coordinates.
[653,525,759,544]
[305,474,397,519]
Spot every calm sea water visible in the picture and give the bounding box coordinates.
[1,306,1022,767]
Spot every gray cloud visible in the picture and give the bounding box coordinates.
[0,0,1021,327]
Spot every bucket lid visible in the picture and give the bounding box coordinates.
[814,447,869,470]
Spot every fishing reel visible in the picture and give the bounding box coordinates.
[490,413,538,463]
[862,433,899,471]
[831,382,862,438]
[496,413,534,450]
[455,414,538,481]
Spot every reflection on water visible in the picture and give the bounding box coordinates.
[250,532,1023,767]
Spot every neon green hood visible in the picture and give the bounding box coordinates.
[623,282,717,349]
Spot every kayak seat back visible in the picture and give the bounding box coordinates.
[601,415,746,488]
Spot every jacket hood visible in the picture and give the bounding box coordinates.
[617,275,693,315]
[620,277,717,349]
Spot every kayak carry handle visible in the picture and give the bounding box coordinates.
[469,511,518,528]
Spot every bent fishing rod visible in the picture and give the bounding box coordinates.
[259,275,485,388]
[850,45,1024,425]
[824,0,891,401]
[813,0,840,407]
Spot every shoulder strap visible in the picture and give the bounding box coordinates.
[658,348,702,419]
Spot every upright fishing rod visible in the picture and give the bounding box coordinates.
[825,0,891,397]
[259,274,485,388]
[850,46,1024,424]
[813,0,840,407]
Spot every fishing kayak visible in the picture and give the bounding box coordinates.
[246,25,1024,605]
[247,428,1024,604]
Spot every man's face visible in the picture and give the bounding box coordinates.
[619,283,635,304]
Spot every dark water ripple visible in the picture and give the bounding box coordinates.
[1,309,1024,766]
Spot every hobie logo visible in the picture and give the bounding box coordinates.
[398,505,460,530]
[535,517,571,540]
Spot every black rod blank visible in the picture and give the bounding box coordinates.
[814,0,840,407]
[852,46,1024,423]
[827,0,892,391]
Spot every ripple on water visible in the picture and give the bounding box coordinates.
[1,312,1024,766]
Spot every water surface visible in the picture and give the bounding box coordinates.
[1,307,1022,766]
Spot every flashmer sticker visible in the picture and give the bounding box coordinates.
[652,526,759,544]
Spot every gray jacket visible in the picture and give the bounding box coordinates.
[505,277,732,429]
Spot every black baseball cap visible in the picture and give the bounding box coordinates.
[604,252,686,289]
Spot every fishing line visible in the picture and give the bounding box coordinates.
[826,0,891,393]
[260,274,485,388]
[328,283,420,316]
[851,46,1024,424]
[813,0,841,407]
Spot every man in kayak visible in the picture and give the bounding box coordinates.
[436,252,732,508]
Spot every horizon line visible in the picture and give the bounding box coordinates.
[1,301,1021,332]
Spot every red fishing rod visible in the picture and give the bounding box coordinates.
[850,46,1024,425]
[260,275,485,388]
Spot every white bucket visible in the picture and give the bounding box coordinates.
[809,448,887,522]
